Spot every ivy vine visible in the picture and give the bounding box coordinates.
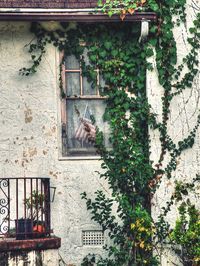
[20,1,200,265]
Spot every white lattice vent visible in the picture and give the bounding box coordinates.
[82,230,104,246]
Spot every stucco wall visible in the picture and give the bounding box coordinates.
[0,22,108,265]
[148,1,200,265]
[0,1,199,264]
[0,249,59,266]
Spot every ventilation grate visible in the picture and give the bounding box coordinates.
[82,230,104,246]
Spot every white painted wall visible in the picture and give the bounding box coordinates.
[0,22,108,265]
[3,249,59,266]
[148,1,200,265]
[0,1,199,264]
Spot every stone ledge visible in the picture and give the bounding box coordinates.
[0,237,61,252]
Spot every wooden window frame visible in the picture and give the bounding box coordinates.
[60,51,106,158]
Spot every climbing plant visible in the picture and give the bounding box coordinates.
[20,1,200,265]
[97,0,159,20]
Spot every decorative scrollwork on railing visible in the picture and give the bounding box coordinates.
[0,198,8,213]
[0,198,8,207]
[0,179,9,235]
[0,219,9,234]
[0,178,9,192]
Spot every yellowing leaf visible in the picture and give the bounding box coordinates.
[139,241,145,249]
[136,219,141,226]
[128,8,135,15]
[120,9,126,21]
[131,223,135,230]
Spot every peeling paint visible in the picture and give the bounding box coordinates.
[28,147,37,157]
[0,250,59,266]
[24,105,33,124]
[49,171,59,179]
[35,251,43,266]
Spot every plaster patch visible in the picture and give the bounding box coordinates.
[28,147,37,157]
[43,150,48,155]
[24,105,33,123]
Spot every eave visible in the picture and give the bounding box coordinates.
[0,9,157,22]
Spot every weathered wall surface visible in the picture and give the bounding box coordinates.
[0,22,108,265]
[0,1,199,265]
[0,249,59,266]
[148,1,200,265]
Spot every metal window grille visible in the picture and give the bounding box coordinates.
[0,177,51,240]
[82,230,104,246]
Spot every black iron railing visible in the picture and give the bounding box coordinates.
[0,177,51,239]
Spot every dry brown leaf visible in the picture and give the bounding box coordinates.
[128,8,135,15]
[166,181,172,187]
[120,9,126,21]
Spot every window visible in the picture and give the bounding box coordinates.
[61,50,109,157]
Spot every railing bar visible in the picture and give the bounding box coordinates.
[41,179,43,226]
[31,179,33,222]
[43,179,47,234]
[45,179,51,235]
[24,178,26,219]
[24,178,27,239]
[48,180,51,235]
[36,178,39,225]
[8,179,10,234]
[16,179,18,236]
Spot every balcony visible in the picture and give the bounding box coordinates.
[0,177,51,240]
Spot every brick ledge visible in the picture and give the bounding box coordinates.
[0,237,61,251]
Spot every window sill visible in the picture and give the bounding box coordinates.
[58,156,101,161]
[0,237,61,252]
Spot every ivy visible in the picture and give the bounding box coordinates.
[19,1,200,265]
[97,0,159,20]
[156,176,200,265]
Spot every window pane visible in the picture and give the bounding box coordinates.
[99,75,106,95]
[66,72,80,96]
[66,99,109,155]
[83,77,97,96]
[82,48,98,96]
[82,48,90,65]
[99,75,105,88]
[65,55,80,69]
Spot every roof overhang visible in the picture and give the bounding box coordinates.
[0,8,157,22]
